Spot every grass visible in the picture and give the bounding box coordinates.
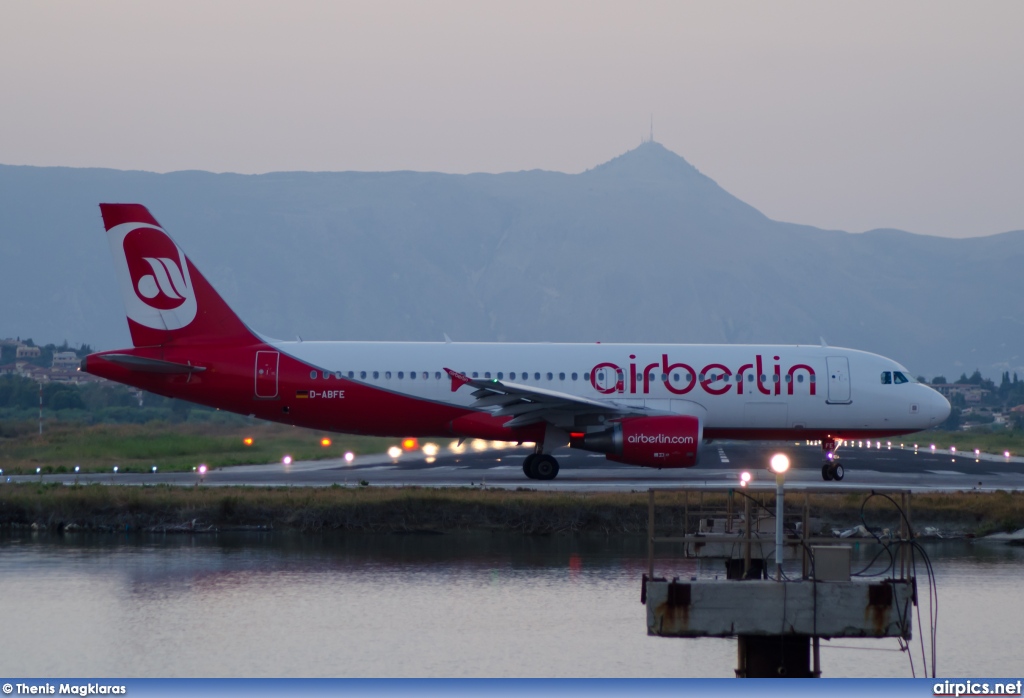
[2,484,1022,535]
[0,421,396,474]
[901,430,1024,456]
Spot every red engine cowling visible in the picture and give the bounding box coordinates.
[570,415,702,468]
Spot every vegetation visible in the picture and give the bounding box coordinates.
[926,369,1024,432]
[0,421,393,474]
[0,339,92,370]
[901,430,1024,455]
[0,373,223,425]
[1,485,1021,536]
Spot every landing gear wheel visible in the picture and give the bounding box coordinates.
[523,454,538,479]
[532,454,560,481]
[832,463,845,481]
[821,463,834,481]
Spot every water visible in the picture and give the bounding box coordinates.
[0,531,1021,678]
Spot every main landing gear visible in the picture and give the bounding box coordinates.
[820,439,845,481]
[523,453,560,480]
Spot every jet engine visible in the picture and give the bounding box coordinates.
[570,415,702,468]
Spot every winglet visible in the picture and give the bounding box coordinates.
[444,367,472,392]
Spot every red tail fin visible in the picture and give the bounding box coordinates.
[99,204,257,348]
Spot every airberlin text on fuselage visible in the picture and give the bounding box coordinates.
[628,434,695,445]
[590,354,817,397]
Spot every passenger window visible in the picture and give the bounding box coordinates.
[571,372,578,380]
[484,372,491,379]
[772,375,779,383]
[747,375,754,382]
[496,372,502,379]
[784,374,791,383]
[385,371,391,379]
[894,371,908,384]
[373,371,379,379]
[434,372,441,380]
[472,372,479,378]
[398,371,404,379]
[534,372,541,380]
[797,374,804,383]
[547,372,553,380]
[559,372,565,380]
[584,372,590,381]
[510,372,516,380]
[881,371,892,384]
[409,371,416,380]
[347,371,354,379]
[698,373,705,381]
[673,373,679,381]
[310,370,318,379]
[360,371,366,379]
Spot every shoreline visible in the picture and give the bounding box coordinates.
[2,483,1022,539]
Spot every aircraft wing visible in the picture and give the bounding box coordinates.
[443,367,650,428]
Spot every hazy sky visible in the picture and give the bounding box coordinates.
[2,1,1022,237]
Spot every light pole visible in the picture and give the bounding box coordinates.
[769,453,790,581]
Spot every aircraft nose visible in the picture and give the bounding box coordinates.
[928,388,951,424]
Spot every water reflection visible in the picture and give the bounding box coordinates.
[0,531,1021,678]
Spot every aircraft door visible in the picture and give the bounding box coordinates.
[594,366,623,393]
[825,356,852,404]
[255,350,280,398]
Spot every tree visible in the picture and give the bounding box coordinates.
[939,406,962,431]
[932,376,948,385]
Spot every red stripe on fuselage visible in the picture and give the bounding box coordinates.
[85,343,474,437]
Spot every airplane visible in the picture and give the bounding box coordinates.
[82,203,951,482]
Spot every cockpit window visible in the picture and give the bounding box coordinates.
[882,370,911,385]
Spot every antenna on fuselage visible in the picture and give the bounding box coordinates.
[443,333,453,344]
[820,337,829,347]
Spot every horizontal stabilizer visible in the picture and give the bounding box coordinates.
[98,354,207,374]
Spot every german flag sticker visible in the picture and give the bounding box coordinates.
[296,390,310,399]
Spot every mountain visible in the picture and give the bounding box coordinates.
[1,141,1022,380]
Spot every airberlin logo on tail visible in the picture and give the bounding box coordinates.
[124,227,191,310]
[109,223,197,330]
[133,256,190,308]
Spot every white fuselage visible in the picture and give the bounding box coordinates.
[270,340,950,437]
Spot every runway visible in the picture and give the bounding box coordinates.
[22,439,1024,492]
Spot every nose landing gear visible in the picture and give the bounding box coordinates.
[821,462,844,481]
[821,439,845,481]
